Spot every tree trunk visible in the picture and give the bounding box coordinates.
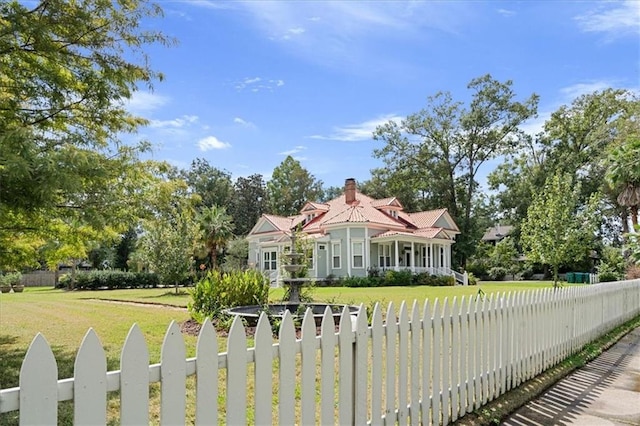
[631,205,639,229]
[211,244,218,270]
[621,210,630,234]
[553,264,559,289]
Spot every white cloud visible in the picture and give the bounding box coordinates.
[234,76,285,92]
[309,114,403,142]
[575,0,640,37]
[124,91,169,113]
[197,136,231,151]
[203,2,471,71]
[497,8,516,17]
[234,117,255,128]
[559,80,616,101]
[279,145,307,156]
[149,115,198,128]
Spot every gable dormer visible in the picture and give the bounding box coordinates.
[300,201,329,224]
[371,197,403,219]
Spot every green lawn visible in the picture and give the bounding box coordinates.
[0,281,570,424]
[0,281,559,383]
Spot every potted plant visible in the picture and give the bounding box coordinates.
[0,275,11,293]
[9,272,24,293]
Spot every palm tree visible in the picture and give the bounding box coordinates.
[607,137,640,230]
[198,205,234,269]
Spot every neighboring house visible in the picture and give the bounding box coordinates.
[481,225,514,245]
[247,178,463,285]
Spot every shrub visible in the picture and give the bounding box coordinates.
[64,270,159,290]
[342,276,371,288]
[487,267,507,281]
[467,272,478,286]
[383,269,412,286]
[598,271,619,282]
[188,269,270,323]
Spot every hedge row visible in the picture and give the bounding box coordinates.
[59,271,160,290]
[338,270,455,288]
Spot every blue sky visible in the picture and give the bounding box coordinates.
[126,0,640,189]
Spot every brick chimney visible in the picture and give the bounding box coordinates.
[345,178,356,204]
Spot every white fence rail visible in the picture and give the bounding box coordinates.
[1,280,639,424]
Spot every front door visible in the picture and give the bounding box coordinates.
[404,251,411,268]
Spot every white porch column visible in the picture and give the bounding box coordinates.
[411,241,415,273]
[365,232,371,272]
[347,227,352,277]
[394,240,399,270]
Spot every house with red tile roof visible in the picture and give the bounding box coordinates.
[247,178,462,284]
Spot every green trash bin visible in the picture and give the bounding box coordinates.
[566,272,575,283]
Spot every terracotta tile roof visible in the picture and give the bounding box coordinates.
[371,197,401,208]
[414,227,445,238]
[253,189,458,241]
[404,209,447,228]
[305,202,330,211]
[263,214,305,232]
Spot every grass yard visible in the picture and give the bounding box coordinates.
[0,280,567,424]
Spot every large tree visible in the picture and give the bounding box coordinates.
[266,156,323,216]
[374,74,538,266]
[490,89,634,235]
[0,0,170,269]
[134,178,200,290]
[230,174,266,236]
[181,159,234,208]
[521,173,599,287]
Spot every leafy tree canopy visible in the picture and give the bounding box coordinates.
[266,156,323,217]
[521,173,599,287]
[373,74,538,266]
[0,0,170,270]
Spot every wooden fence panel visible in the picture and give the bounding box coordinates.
[3,279,640,425]
[458,297,468,416]
[450,298,460,422]
[160,321,186,426]
[20,334,57,426]
[409,301,421,426]
[320,308,336,426]
[278,312,296,426]
[370,303,384,426]
[254,313,274,424]
[338,308,354,425]
[354,305,369,425]
[74,329,107,425]
[385,302,397,425]
[226,317,247,425]
[421,300,432,424]
[195,318,218,425]
[301,309,317,425]
[432,299,442,424]
[397,302,409,424]
[120,324,149,426]
[442,299,451,425]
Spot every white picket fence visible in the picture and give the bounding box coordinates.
[1,280,639,425]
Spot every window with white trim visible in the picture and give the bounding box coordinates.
[378,244,391,268]
[332,242,341,269]
[263,250,277,270]
[352,241,364,268]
